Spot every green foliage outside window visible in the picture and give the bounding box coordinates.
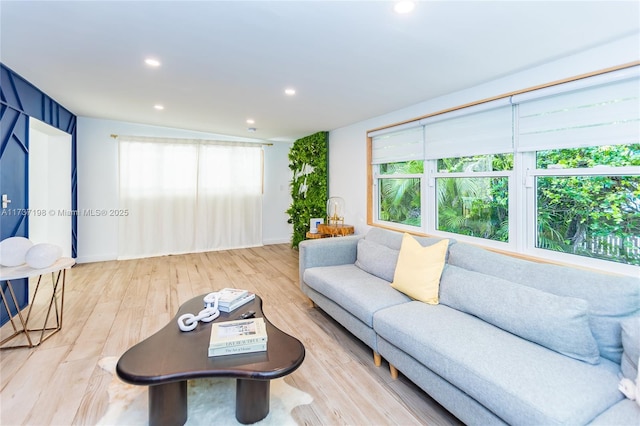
[380,160,424,175]
[437,153,513,173]
[536,144,639,169]
[437,177,509,242]
[286,131,328,248]
[436,154,512,242]
[536,144,640,265]
[378,161,422,226]
[378,148,639,266]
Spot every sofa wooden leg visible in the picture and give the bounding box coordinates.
[389,364,399,380]
[308,298,316,308]
[373,351,382,367]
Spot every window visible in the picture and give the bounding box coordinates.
[367,65,640,275]
[118,137,263,259]
[435,154,512,242]
[377,161,423,226]
[370,124,424,229]
[533,145,640,266]
[421,99,515,245]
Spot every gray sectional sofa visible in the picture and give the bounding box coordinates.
[299,227,640,425]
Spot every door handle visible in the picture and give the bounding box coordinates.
[2,194,11,209]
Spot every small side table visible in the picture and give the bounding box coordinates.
[317,224,355,237]
[0,257,75,349]
[306,231,330,239]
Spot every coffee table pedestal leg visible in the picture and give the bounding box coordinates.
[149,381,187,426]
[236,379,270,424]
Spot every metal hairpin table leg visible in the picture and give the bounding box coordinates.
[0,258,74,350]
[0,279,34,347]
[25,269,66,344]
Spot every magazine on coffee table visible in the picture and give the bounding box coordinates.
[208,317,268,357]
[219,292,255,312]
[217,288,249,306]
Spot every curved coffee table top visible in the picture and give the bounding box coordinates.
[116,294,305,385]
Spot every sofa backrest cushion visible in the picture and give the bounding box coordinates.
[620,316,640,380]
[363,227,405,249]
[440,265,601,364]
[354,239,399,282]
[355,228,455,282]
[363,227,449,251]
[447,243,640,364]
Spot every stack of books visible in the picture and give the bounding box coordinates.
[217,288,255,312]
[208,317,268,357]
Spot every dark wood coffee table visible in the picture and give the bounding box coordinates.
[116,294,305,425]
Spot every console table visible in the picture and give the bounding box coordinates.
[0,257,75,349]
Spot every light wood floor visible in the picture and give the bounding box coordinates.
[0,244,463,425]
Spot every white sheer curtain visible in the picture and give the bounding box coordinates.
[118,137,263,260]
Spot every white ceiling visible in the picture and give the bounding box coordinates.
[1,1,639,142]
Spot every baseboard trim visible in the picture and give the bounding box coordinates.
[76,240,291,264]
[263,238,291,245]
[75,254,118,264]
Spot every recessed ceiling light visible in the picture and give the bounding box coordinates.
[246,119,255,124]
[394,1,415,14]
[154,104,164,110]
[145,58,161,67]
[284,88,296,96]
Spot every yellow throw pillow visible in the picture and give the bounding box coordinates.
[391,234,449,304]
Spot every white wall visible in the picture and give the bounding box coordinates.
[28,119,72,257]
[76,117,292,263]
[329,34,640,235]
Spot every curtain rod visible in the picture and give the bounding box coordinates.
[110,134,273,146]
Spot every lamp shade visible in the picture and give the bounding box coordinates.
[0,237,33,267]
[25,243,63,269]
[326,197,345,225]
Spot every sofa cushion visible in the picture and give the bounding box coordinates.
[439,265,600,364]
[620,316,640,380]
[303,264,410,327]
[447,243,640,364]
[373,302,623,425]
[364,227,452,251]
[391,234,448,304]
[362,227,406,250]
[354,239,398,282]
[588,399,640,425]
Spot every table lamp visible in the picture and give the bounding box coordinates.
[326,197,345,226]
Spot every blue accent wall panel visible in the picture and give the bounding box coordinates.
[0,101,29,325]
[0,105,28,237]
[0,63,77,325]
[1,66,25,110]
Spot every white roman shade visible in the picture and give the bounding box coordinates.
[369,122,424,164]
[515,66,640,152]
[420,98,513,160]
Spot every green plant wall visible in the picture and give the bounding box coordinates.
[286,131,328,248]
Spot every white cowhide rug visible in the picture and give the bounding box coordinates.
[97,357,312,426]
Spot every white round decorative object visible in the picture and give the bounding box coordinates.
[0,237,33,267]
[25,243,63,269]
